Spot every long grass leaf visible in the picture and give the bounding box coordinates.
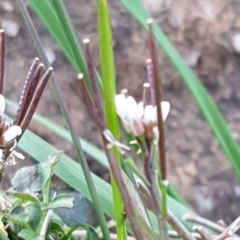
[27,0,79,73]
[49,0,90,90]
[98,0,127,238]
[120,0,240,177]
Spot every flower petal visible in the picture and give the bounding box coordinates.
[12,150,25,160]
[136,102,144,119]
[161,101,170,121]
[3,126,22,145]
[0,95,6,116]
[115,94,126,119]
[143,105,156,125]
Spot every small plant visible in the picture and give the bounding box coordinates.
[0,153,92,240]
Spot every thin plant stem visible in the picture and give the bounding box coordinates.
[13,58,40,125]
[39,209,53,238]
[167,211,196,240]
[102,133,150,240]
[145,59,155,105]
[83,39,105,129]
[214,217,240,240]
[20,67,52,133]
[144,153,166,240]
[168,231,211,239]
[16,1,110,239]
[0,29,5,94]
[193,226,212,240]
[182,214,226,233]
[147,18,168,219]
[124,158,149,186]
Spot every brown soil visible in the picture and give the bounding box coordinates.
[1,0,240,224]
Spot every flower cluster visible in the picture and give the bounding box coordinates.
[115,93,170,138]
[0,95,24,170]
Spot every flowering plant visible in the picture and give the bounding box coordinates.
[0,0,239,239]
[0,30,52,181]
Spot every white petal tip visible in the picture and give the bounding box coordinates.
[3,126,22,144]
[161,101,170,121]
[0,95,6,116]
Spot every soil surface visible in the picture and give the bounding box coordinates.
[1,0,240,225]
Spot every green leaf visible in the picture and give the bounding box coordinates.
[87,227,99,240]
[10,203,42,231]
[18,229,42,240]
[48,0,90,90]
[7,213,32,231]
[63,224,88,240]
[53,191,92,227]
[120,0,240,177]
[8,192,41,206]
[50,212,65,230]
[43,194,74,210]
[39,152,61,204]
[11,165,41,193]
[27,0,76,73]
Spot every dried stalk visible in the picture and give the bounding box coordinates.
[13,58,40,125]
[147,19,167,182]
[213,217,240,240]
[193,225,212,240]
[167,211,196,240]
[183,215,225,233]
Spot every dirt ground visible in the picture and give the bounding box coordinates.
[1,0,240,224]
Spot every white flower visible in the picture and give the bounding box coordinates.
[115,93,170,137]
[2,125,22,147]
[0,94,24,169]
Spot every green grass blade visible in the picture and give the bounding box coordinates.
[98,0,127,239]
[121,0,240,177]
[49,0,90,90]
[27,0,82,74]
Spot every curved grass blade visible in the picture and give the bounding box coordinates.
[49,0,90,90]
[120,0,240,178]
[27,0,80,74]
